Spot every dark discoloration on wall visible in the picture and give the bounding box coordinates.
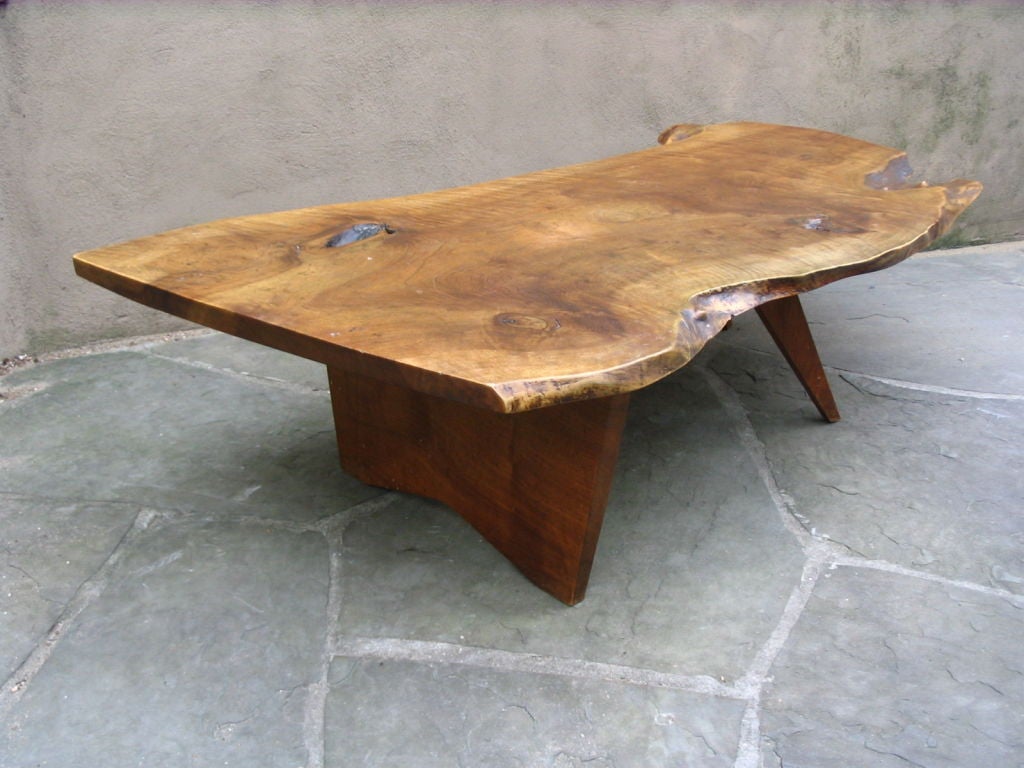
[883,62,992,153]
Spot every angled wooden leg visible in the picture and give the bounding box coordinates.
[756,294,841,423]
[328,367,630,605]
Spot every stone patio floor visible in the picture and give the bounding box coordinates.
[1,243,1022,767]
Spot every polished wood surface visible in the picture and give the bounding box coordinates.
[757,294,841,423]
[73,122,981,414]
[330,368,629,605]
[72,123,981,603]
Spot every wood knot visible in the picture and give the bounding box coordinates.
[493,313,560,333]
[326,222,394,248]
[657,124,705,145]
[864,156,915,191]
[795,215,866,235]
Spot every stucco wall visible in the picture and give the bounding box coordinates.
[2,1,1021,357]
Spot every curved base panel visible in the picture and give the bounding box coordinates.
[328,367,630,605]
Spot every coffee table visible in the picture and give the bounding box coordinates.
[73,122,980,604]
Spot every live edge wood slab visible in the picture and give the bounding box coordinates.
[74,122,980,604]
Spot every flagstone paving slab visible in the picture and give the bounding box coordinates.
[151,331,330,393]
[334,370,805,680]
[0,352,379,523]
[761,566,1024,768]
[0,497,142,682]
[0,245,1021,766]
[711,345,1024,594]
[0,519,328,768]
[724,244,1024,396]
[325,656,745,767]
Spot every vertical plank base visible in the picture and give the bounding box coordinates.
[328,367,630,605]
[756,294,841,422]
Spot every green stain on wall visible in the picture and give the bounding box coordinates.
[883,60,992,153]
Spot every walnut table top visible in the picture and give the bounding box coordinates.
[73,123,981,603]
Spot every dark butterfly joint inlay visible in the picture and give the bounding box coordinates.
[326,222,395,248]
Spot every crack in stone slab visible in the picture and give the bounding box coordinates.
[310,493,399,540]
[4,330,213,373]
[145,349,330,398]
[0,507,161,720]
[715,340,1023,403]
[301,493,400,768]
[843,313,911,323]
[732,546,832,768]
[301,551,343,768]
[838,370,1024,401]
[832,556,1024,608]
[0,381,50,406]
[330,637,740,700]
[0,489,153,508]
[0,490,393,539]
[699,367,815,549]
[701,363,846,767]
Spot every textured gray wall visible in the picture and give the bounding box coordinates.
[2,1,1021,357]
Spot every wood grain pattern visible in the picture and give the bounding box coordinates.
[757,294,841,422]
[329,367,629,605]
[73,122,981,414]
[72,123,981,603]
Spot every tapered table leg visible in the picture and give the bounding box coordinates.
[756,294,841,422]
[328,367,631,605]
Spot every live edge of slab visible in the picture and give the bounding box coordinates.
[72,122,980,604]
[72,121,980,415]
